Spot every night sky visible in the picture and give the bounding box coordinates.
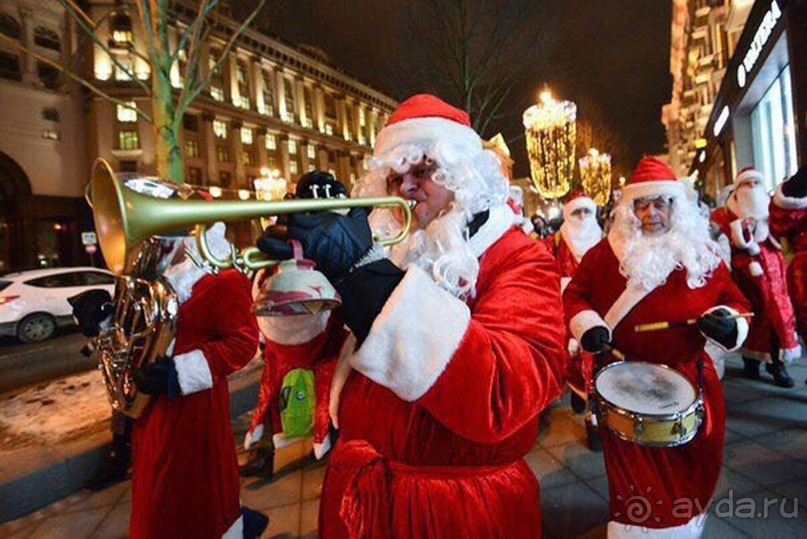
[240,0,673,177]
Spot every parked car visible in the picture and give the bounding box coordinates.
[0,267,116,343]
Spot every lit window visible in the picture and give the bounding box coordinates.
[307,144,316,160]
[210,86,224,101]
[237,95,250,109]
[216,146,230,163]
[42,129,60,140]
[241,127,253,145]
[116,102,138,122]
[289,161,298,174]
[324,124,334,136]
[118,130,139,150]
[307,164,316,172]
[359,108,366,127]
[288,140,297,155]
[350,173,356,183]
[114,57,133,81]
[267,155,278,168]
[213,120,227,138]
[110,12,133,49]
[242,151,255,166]
[185,139,200,158]
[265,134,277,150]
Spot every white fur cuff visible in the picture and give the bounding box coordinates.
[772,184,807,209]
[244,424,264,451]
[700,305,749,352]
[174,349,214,395]
[350,266,471,402]
[257,311,330,345]
[569,309,610,343]
[749,261,763,277]
[607,514,705,538]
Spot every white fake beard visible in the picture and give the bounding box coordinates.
[732,186,770,220]
[388,208,479,299]
[610,201,720,291]
[560,215,602,261]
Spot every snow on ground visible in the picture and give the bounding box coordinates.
[0,370,111,447]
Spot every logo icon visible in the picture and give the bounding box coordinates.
[614,485,663,531]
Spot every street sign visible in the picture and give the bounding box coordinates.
[85,244,97,254]
[81,232,97,246]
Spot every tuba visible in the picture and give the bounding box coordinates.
[87,159,411,417]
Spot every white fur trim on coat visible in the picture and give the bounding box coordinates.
[243,424,264,451]
[700,305,749,352]
[257,311,331,345]
[562,196,596,220]
[603,281,654,331]
[222,515,243,539]
[174,349,213,395]
[469,204,516,257]
[728,219,760,255]
[607,514,704,539]
[313,433,332,460]
[350,266,471,402]
[374,117,482,158]
[748,261,763,277]
[782,343,803,364]
[569,309,610,344]
[621,180,686,204]
[772,182,807,209]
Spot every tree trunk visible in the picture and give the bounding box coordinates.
[152,66,184,183]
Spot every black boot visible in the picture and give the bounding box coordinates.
[241,506,269,539]
[765,360,795,388]
[585,419,602,452]
[240,446,275,479]
[742,358,761,380]
[570,392,586,414]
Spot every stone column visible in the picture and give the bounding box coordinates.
[295,77,307,127]
[300,139,311,172]
[19,7,36,84]
[276,69,289,122]
[201,112,219,185]
[313,84,325,132]
[256,127,269,167]
[253,58,266,114]
[230,120,244,187]
[279,133,291,180]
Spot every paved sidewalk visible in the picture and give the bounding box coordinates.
[1,354,805,538]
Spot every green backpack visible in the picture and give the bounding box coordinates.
[279,368,316,439]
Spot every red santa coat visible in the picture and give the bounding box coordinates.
[563,239,749,534]
[711,206,800,362]
[129,270,259,539]
[263,210,565,538]
[245,314,343,457]
[769,183,807,338]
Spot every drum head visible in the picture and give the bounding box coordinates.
[595,362,696,416]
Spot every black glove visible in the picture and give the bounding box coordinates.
[68,289,114,337]
[697,308,738,349]
[133,358,180,400]
[257,207,373,282]
[295,171,347,199]
[580,326,610,354]
[782,167,807,198]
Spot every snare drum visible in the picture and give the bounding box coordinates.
[593,361,704,447]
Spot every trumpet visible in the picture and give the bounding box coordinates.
[89,158,412,275]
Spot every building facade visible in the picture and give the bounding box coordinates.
[662,0,753,181]
[692,0,806,199]
[0,0,397,271]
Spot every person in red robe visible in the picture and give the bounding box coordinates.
[545,190,603,446]
[768,167,806,348]
[256,94,566,537]
[711,168,801,387]
[127,223,263,539]
[564,157,750,538]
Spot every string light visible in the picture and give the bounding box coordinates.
[579,148,612,206]
[523,90,577,199]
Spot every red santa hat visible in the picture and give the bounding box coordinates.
[734,166,764,188]
[562,189,596,220]
[374,94,483,159]
[621,156,687,203]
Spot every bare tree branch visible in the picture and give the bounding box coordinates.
[57,0,151,93]
[175,0,218,116]
[0,34,152,124]
[181,0,268,112]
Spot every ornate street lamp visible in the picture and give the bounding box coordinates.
[523,90,577,200]
[579,148,612,206]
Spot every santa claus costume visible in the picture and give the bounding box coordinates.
[768,167,807,342]
[564,157,750,538]
[711,168,801,386]
[257,94,566,537]
[242,269,342,463]
[129,224,261,539]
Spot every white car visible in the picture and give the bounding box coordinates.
[0,267,116,343]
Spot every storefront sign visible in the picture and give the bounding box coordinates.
[81,232,97,246]
[737,0,782,89]
[713,106,730,137]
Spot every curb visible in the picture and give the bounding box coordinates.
[0,371,260,523]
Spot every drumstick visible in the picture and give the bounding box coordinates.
[634,312,754,333]
[602,344,626,361]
